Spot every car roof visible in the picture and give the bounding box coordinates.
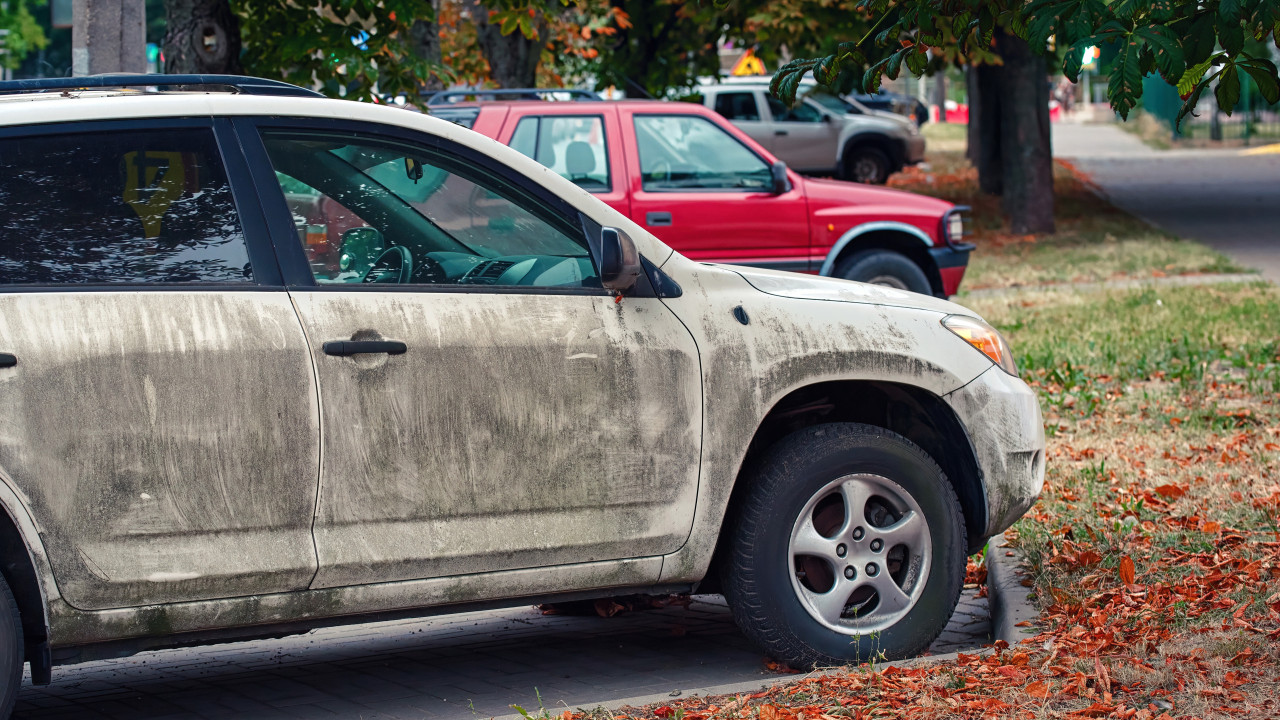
[442,99,702,111]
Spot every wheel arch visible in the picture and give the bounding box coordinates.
[0,487,52,677]
[702,379,988,592]
[819,225,944,296]
[838,133,905,171]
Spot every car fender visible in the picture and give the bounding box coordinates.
[0,469,58,632]
[835,128,905,165]
[818,221,935,276]
[652,259,992,584]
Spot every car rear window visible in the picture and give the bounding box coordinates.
[0,127,252,285]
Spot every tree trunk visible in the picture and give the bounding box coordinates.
[162,0,241,74]
[469,1,545,88]
[410,1,445,93]
[995,30,1055,234]
[933,71,947,124]
[968,62,1003,195]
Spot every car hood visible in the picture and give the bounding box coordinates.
[800,176,952,217]
[724,265,968,316]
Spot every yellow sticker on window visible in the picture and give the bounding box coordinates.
[123,151,186,239]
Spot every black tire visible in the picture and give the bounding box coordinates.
[0,573,22,717]
[721,423,965,669]
[834,249,932,295]
[841,145,891,184]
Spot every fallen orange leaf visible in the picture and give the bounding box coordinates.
[1119,555,1136,585]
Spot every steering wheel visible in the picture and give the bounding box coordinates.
[361,246,413,284]
[649,159,672,184]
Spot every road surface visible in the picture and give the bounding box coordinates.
[1053,124,1280,283]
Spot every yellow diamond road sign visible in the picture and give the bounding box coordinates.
[731,50,766,77]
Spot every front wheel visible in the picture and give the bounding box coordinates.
[0,572,23,716]
[834,249,932,294]
[721,423,965,669]
[841,146,891,184]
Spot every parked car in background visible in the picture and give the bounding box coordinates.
[436,93,969,296]
[0,74,1041,714]
[699,79,925,184]
[848,88,929,127]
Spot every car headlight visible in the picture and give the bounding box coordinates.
[946,210,966,244]
[942,315,1019,376]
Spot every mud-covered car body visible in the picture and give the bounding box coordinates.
[0,76,1042,703]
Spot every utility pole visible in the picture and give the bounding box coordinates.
[72,0,146,76]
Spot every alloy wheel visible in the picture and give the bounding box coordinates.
[788,473,932,634]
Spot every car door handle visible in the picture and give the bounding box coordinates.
[322,340,407,356]
[646,211,673,227]
[774,130,789,136]
[0,353,15,368]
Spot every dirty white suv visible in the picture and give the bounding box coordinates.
[0,75,1043,712]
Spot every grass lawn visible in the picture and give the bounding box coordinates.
[886,147,1243,291]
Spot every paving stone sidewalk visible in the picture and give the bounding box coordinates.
[14,590,990,720]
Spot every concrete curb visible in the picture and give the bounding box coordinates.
[986,532,1040,647]
[495,650,993,718]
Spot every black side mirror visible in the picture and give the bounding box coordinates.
[770,161,791,195]
[599,227,642,292]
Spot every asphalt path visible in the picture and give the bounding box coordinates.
[1052,124,1280,284]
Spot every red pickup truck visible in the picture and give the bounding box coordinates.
[429,96,972,297]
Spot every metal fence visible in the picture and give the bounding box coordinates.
[1142,72,1280,144]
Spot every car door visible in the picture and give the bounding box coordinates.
[620,108,812,272]
[501,109,631,218]
[237,118,702,589]
[709,90,771,150]
[0,119,320,610]
[764,94,842,173]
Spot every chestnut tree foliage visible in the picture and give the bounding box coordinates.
[771,0,1280,126]
[0,0,48,71]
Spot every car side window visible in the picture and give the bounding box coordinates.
[713,92,762,121]
[0,127,253,285]
[258,130,600,290]
[766,96,825,123]
[634,115,772,192]
[509,115,611,192]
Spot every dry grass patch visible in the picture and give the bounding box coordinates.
[887,151,1242,290]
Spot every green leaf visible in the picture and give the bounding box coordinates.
[1063,40,1091,82]
[1134,24,1185,82]
[1216,63,1241,113]
[770,58,819,105]
[1220,17,1245,53]
[905,47,928,75]
[884,47,908,81]
[862,56,891,94]
[1113,0,1142,20]
[814,54,841,85]
[1108,35,1144,119]
[1183,13,1218,65]
[1239,57,1280,103]
[500,13,520,36]
[1220,0,1244,22]
[1178,57,1217,95]
[1176,80,1208,127]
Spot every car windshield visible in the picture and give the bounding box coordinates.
[806,91,857,114]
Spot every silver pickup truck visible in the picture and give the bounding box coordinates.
[701,79,926,184]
